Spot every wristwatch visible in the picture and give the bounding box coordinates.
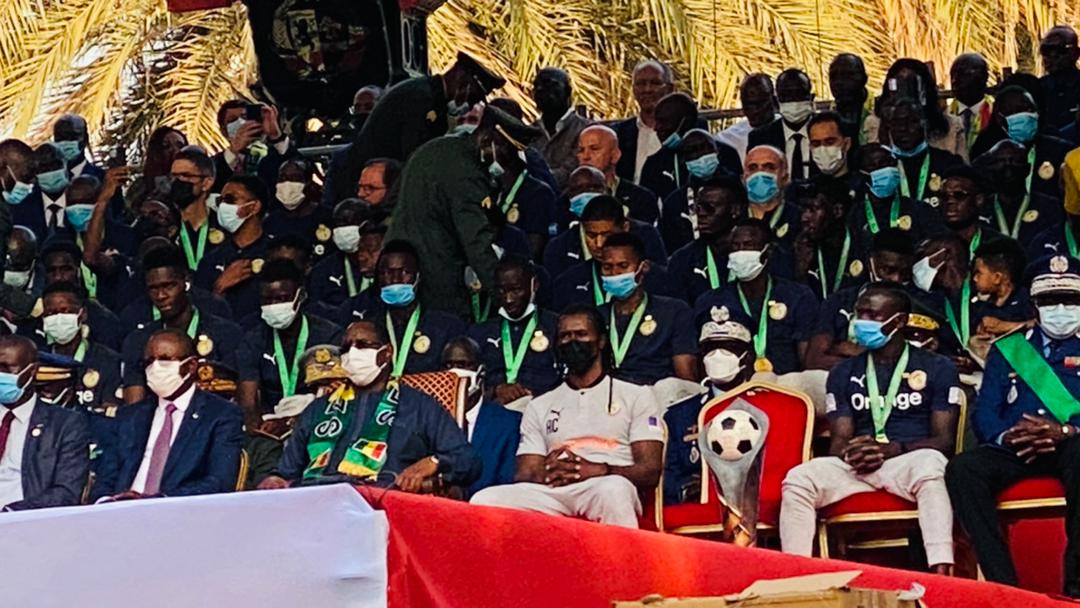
[429,455,441,469]
[1063,424,1074,437]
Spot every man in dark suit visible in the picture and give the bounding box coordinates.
[576,125,661,226]
[611,60,676,184]
[211,101,298,194]
[52,114,105,181]
[0,335,91,511]
[91,328,245,501]
[441,337,521,497]
[747,68,817,181]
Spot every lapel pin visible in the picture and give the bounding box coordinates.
[31,427,42,437]
[192,412,200,420]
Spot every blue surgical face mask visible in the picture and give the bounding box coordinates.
[0,366,29,405]
[745,171,780,204]
[867,166,901,199]
[851,314,900,350]
[662,131,683,150]
[452,123,478,136]
[3,172,33,205]
[217,201,253,233]
[890,140,928,158]
[65,204,95,233]
[54,140,83,163]
[1005,112,1039,144]
[487,143,505,178]
[685,153,720,179]
[381,282,416,307]
[600,268,640,300]
[36,168,70,194]
[569,192,600,217]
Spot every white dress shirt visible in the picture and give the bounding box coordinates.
[71,159,88,178]
[717,118,753,162]
[782,122,811,179]
[0,396,37,508]
[42,191,67,228]
[464,403,482,442]
[633,118,661,184]
[130,385,195,493]
[223,137,291,171]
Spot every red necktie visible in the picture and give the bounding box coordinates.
[143,403,177,495]
[0,410,15,460]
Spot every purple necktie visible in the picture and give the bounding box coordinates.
[143,403,177,495]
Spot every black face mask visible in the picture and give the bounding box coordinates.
[556,340,598,375]
[166,180,198,208]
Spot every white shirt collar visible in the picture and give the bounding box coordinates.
[782,122,808,139]
[954,99,985,114]
[4,395,36,425]
[42,191,66,207]
[636,116,654,133]
[159,384,196,413]
[71,159,87,177]
[465,402,482,429]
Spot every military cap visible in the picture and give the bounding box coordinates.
[482,105,543,151]
[455,52,506,94]
[1031,255,1080,296]
[302,344,348,386]
[699,316,752,345]
[36,351,81,383]
[197,360,237,395]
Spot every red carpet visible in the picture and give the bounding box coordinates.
[357,487,1076,608]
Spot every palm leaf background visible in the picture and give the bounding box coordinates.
[0,0,1076,157]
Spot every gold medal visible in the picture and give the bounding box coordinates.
[82,369,100,389]
[198,364,214,382]
[251,258,264,274]
[426,110,438,123]
[768,301,787,321]
[1039,161,1055,180]
[776,223,789,238]
[196,334,214,356]
[897,215,912,231]
[530,331,549,352]
[928,173,942,192]
[315,224,332,242]
[640,315,657,336]
[413,334,431,354]
[1022,209,1039,223]
[506,206,520,224]
[754,357,773,373]
[208,228,225,245]
[907,370,927,391]
[849,259,864,277]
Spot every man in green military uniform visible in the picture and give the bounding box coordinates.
[387,106,542,320]
[324,52,506,206]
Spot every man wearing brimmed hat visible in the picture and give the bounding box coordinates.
[326,51,506,206]
[663,313,754,505]
[387,105,541,320]
[948,254,1080,595]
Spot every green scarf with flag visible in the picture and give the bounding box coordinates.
[302,382,400,481]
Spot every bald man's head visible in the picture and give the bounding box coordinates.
[7,226,38,271]
[744,145,790,192]
[577,125,621,177]
[566,165,608,198]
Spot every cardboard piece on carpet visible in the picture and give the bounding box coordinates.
[614,571,921,607]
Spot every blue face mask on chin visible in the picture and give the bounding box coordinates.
[37,168,70,195]
[1005,112,1039,144]
[851,314,899,350]
[662,131,683,150]
[600,269,639,300]
[569,192,600,217]
[3,180,33,205]
[890,140,928,158]
[867,166,902,199]
[0,367,29,405]
[381,283,417,307]
[685,153,720,179]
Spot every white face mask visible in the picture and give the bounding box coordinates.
[448,367,482,397]
[275,181,306,210]
[1039,304,1080,340]
[3,269,30,289]
[727,249,767,282]
[43,312,81,345]
[811,145,846,175]
[342,346,387,387]
[332,225,361,254]
[261,291,301,330]
[703,349,744,384]
[498,302,535,323]
[912,253,943,292]
[146,358,193,399]
[779,100,814,125]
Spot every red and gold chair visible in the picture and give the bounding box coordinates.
[816,399,968,559]
[663,381,814,539]
[400,371,468,424]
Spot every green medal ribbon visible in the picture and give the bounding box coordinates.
[185,308,200,339]
[387,305,421,378]
[705,246,721,289]
[75,234,97,299]
[994,332,1080,424]
[73,339,88,362]
[500,171,527,214]
[272,315,309,397]
[993,148,1037,239]
[898,153,930,201]
[737,279,773,361]
[344,258,358,297]
[967,228,982,261]
[767,201,785,230]
[471,292,491,324]
[501,313,538,384]
[865,344,910,442]
[610,294,648,368]
[591,264,611,306]
[816,230,851,299]
[943,283,972,348]
[1066,223,1080,259]
[179,221,209,271]
[864,195,900,235]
